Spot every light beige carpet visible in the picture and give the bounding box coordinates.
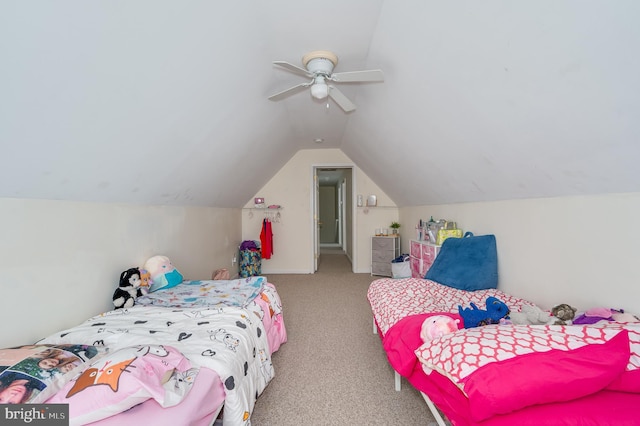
[250,252,438,425]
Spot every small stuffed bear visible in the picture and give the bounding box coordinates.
[420,315,460,342]
[112,267,145,309]
[458,296,510,329]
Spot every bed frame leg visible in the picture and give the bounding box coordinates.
[372,316,402,392]
[420,392,447,426]
[394,371,401,391]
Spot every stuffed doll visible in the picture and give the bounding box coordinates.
[420,315,460,342]
[458,296,510,329]
[112,267,145,309]
[143,255,183,292]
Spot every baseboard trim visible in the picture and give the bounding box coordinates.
[261,269,314,274]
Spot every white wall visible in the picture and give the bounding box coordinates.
[399,192,640,314]
[242,149,398,274]
[0,198,241,348]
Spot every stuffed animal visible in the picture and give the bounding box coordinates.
[139,269,152,296]
[508,304,550,325]
[144,255,183,292]
[550,304,577,325]
[112,267,145,309]
[458,296,510,329]
[611,309,640,323]
[573,307,640,325]
[212,268,230,280]
[420,315,460,342]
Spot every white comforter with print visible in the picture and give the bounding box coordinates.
[38,304,274,426]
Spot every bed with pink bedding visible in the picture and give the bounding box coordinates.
[368,277,640,426]
[1,277,286,426]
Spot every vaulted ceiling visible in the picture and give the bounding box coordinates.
[1,1,639,208]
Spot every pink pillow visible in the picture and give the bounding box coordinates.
[416,325,630,422]
[47,345,193,424]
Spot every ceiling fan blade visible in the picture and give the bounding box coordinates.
[268,82,311,101]
[331,69,384,83]
[328,85,356,112]
[273,61,312,77]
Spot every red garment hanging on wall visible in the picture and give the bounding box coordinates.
[260,218,273,259]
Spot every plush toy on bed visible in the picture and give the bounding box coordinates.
[549,303,577,325]
[139,269,152,296]
[143,255,183,292]
[458,296,510,329]
[420,315,460,342]
[508,304,551,325]
[112,267,145,309]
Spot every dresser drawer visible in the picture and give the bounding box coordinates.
[372,261,392,276]
[372,249,395,263]
[410,257,421,278]
[421,243,437,261]
[372,237,395,251]
[410,240,422,258]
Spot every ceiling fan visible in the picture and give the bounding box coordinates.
[268,50,384,113]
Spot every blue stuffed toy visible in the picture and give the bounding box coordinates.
[458,296,510,328]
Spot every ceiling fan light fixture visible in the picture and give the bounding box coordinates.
[269,50,384,112]
[310,82,329,100]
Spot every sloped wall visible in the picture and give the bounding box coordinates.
[0,198,241,348]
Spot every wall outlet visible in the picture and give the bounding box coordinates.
[231,255,237,265]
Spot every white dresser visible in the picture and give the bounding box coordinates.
[371,235,400,277]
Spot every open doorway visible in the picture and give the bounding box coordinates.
[313,166,355,272]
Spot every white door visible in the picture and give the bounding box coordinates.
[339,180,345,249]
[313,171,320,272]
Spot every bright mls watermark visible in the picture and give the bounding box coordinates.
[1,404,68,425]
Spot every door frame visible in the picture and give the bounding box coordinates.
[311,164,356,273]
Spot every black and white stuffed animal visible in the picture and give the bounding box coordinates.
[112,267,145,309]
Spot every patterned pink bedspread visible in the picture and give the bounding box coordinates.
[367,278,534,336]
